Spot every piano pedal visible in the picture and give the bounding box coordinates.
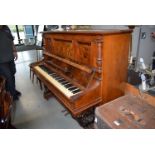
[61,109,66,113]
[61,109,69,116]
[64,112,69,116]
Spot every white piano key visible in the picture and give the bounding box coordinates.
[34,66,81,98]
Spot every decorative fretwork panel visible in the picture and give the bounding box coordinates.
[76,42,91,66]
[53,39,74,60]
[44,38,52,53]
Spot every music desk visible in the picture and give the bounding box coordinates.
[95,83,155,129]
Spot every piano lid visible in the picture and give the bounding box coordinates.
[41,29,132,35]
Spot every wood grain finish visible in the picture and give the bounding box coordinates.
[0,76,13,128]
[95,83,155,129]
[125,83,155,107]
[32,30,132,116]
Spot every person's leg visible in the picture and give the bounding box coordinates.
[8,61,21,97]
[0,62,18,100]
[8,60,16,89]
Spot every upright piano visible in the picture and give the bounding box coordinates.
[31,30,132,117]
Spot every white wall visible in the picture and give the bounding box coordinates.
[133,26,155,67]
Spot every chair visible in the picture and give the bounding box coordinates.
[28,25,45,90]
[29,61,43,90]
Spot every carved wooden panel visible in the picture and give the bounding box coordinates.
[71,69,91,87]
[76,41,91,66]
[53,39,74,60]
[44,37,52,54]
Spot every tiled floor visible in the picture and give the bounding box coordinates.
[12,50,82,129]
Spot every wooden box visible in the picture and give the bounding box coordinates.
[95,84,155,129]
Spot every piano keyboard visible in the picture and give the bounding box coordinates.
[34,65,82,98]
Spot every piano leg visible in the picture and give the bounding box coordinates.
[61,109,70,116]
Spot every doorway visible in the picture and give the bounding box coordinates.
[8,25,35,45]
[8,25,24,45]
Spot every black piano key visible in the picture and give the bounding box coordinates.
[58,79,65,82]
[60,80,67,83]
[51,73,57,76]
[54,75,61,79]
[40,65,48,70]
[67,85,76,89]
[55,77,62,80]
[42,67,50,73]
[51,74,59,78]
[56,77,63,81]
[72,89,81,94]
[59,80,66,84]
[39,65,45,68]
[53,76,61,80]
[63,82,70,85]
[61,81,69,85]
[39,65,82,94]
[68,86,78,91]
[47,71,53,74]
[64,83,73,88]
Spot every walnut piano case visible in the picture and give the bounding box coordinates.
[32,30,132,117]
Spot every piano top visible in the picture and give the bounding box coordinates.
[41,29,132,35]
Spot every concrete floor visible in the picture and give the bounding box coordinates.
[12,50,82,129]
